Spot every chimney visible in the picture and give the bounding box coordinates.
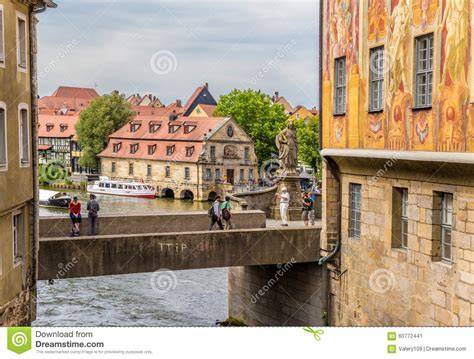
[176,99,182,107]
[205,82,209,89]
[275,91,279,100]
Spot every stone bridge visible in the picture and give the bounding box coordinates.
[39,211,325,326]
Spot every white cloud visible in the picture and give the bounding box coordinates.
[37,0,319,107]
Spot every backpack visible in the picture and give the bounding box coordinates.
[207,206,215,218]
[222,208,231,221]
[71,228,80,237]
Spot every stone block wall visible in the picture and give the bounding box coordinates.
[228,262,325,326]
[332,172,474,326]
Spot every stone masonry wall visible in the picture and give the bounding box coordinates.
[228,262,325,326]
[332,173,474,326]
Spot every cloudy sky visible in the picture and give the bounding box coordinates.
[36,0,320,108]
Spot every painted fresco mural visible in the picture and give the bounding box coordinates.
[322,0,474,153]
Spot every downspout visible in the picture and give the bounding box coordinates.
[316,0,341,327]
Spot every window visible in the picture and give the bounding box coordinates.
[239,169,244,181]
[113,142,122,152]
[130,122,141,132]
[244,147,250,161]
[184,123,196,134]
[205,168,212,180]
[0,105,6,168]
[19,106,29,165]
[128,163,134,175]
[334,57,347,115]
[130,143,139,154]
[13,209,25,264]
[392,188,408,249]
[186,146,194,157]
[168,123,181,133]
[414,34,434,108]
[111,162,116,173]
[60,124,68,132]
[369,47,384,112]
[184,167,190,179]
[166,145,175,156]
[0,5,4,65]
[215,168,221,180]
[148,144,156,155]
[16,12,27,70]
[440,193,453,262]
[210,145,216,158]
[349,183,362,239]
[147,164,152,177]
[248,169,254,180]
[149,122,161,133]
[165,165,171,177]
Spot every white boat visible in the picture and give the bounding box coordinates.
[87,176,156,199]
[39,190,72,209]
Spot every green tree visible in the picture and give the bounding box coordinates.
[76,91,134,168]
[294,115,322,180]
[214,89,288,163]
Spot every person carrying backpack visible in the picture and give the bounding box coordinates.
[208,195,224,230]
[221,196,233,230]
[87,194,100,236]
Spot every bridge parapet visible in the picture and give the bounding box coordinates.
[40,210,266,238]
[38,227,320,280]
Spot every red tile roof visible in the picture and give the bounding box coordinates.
[99,139,203,163]
[38,96,93,113]
[198,104,217,116]
[131,105,180,117]
[38,144,53,151]
[107,116,226,142]
[38,115,79,138]
[51,86,99,99]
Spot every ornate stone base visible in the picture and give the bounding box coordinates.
[270,174,303,222]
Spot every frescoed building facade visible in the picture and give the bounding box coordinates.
[321,0,474,326]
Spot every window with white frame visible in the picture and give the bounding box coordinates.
[16,12,27,70]
[414,34,434,108]
[349,183,362,239]
[334,57,346,115]
[19,106,30,165]
[13,209,25,264]
[369,47,384,112]
[0,5,5,65]
[441,193,453,262]
[392,187,408,249]
[0,105,6,168]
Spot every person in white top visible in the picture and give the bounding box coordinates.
[276,187,290,226]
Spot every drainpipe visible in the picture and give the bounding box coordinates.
[316,0,341,327]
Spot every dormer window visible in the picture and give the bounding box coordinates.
[148,144,157,155]
[166,145,175,156]
[60,124,68,132]
[46,123,54,132]
[184,122,197,134]
[168,123,181,134]
[113,142,122,152]
[130,121,142,132]
[149,121,162,133]
[130,143,139,154]
[185,146,195,157]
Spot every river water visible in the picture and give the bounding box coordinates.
[34,188,228,327]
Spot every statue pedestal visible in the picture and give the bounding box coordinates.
[270,174,303,221]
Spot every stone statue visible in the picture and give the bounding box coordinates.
[275,122,298,174]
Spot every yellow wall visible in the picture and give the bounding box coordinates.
[188,104,211,117]
[322,0,474,153]
[0,0,35,319]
